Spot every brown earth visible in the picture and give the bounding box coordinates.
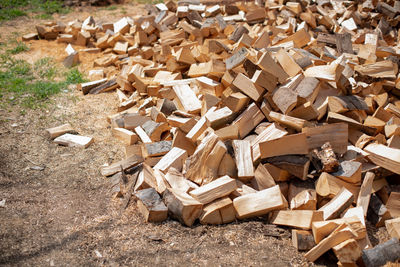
[0,3,393,266]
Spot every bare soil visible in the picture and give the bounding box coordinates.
[0,3,393,266]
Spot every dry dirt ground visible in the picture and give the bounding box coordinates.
[0,3,393,267]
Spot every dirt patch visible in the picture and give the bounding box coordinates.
[0,3,394,267]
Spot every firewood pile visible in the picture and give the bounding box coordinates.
[28,0,400,265]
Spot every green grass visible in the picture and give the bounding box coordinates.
[0,47,86,110]
[7,41,29,54]
[0,0,70,22]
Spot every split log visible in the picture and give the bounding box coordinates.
[364,143,400,175]
[386,192,400,218]
[232,140,254,182]
[331,161,362,184]
[113,128,138,145]
[189,175,237,204]
[356,172,375,216]
[312,216,364,244]
[199,197,236,225]
[259,133,308,159]
[251,163,276,191]
[163,188,202,227]
[332,239,362,264]
[101,155,144,177]
[385,218,400,239]
[45,123,74,139]
[54,133,93,148]
[264,155,310,180]
[362,238,400,267]
[318,187,354,220]
[233,185,287,219]
[144,140,172,157]
[270,210,323,230]
[292,229,316,251]
[135,188,168,222]
[154,147,188,173]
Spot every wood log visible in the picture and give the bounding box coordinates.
[272,74,303,114]
[251,123,287,163]
[135,188,168,222]
[305,224,358,262]
[232,73,265,102]
[367,193,392,227]
[270,210,323,230]
[163,188,202,227]
[189,175,237,204]
[233,185,287,219]
[362,238,400,267]
[45,123,74,139]
[318,187,354,220]
[310,142,339,173]
[54,133,93,148]
[232,102,264,139]
[385,217,400,239]
[269,111,313,132]
[134,126,152,143]
[386,192,400,218]
[251,163,276,191]
[312,216,364,244]
[101,155,144,177]
[292,229,316,251]
[290,189,317,210]
[113,128,138,145]
[142,120,170,142]
[144,140,172,157]
[331,161,362,184]
[164,167,196,193]
[154,147,188,173]
[264,155,310,180]
[251,69,278,93]
[332,239,362,264]
[172,84,202,114]
[364,143,400,175]
[316,172,360,200]
[259,133,308,159]
[232,140,254,182]
[356,172,375,217]
[199,197,236,225]
[257,52,289,83]
[302,123,348,154]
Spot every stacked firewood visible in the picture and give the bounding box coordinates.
[27,0,400,265]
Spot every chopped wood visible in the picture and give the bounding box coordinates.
[199,197,235,225]
[385,218,400,239]
[332,239,362,264]
[233,185,287,220]
[292,229,316,251]
[135,188,168,222]
[362,238,400,267]
[45,123,75,139]
[270,210,323,230]
[54,133,93,148]
[318,187,354,220]
[232,140,254,182]
[189,175,237,204]
[101,155,144,177]
[356,172,375,217]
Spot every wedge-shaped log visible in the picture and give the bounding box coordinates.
[232,102,264,139]
[142,121,170,142]
[232,73,265,102]
[199,197,236,225]
[163,188,202,227]
[189,175,237,204]
[113,128,138,145]
[251,163,276,190]
[318,187,354,220]
[270,210,323,230]
[387,192,400,218]
[265,155,310,180]
[145,141,172,157]
[232,140,254,182]
[135,188,168,222]
[233,185,286,219]
[259,133,308,159]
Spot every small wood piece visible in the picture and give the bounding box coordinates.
[232,102,264,139]
[316,172,360,200]
[270,210,323,230]
[251,163,276,191]
[53,133,93,148]
[145,141,172,157]
[199,197,235,225]
[134,126,152,143]
[135,188,168,222]
[163,188,202,227]
[292,229,316,251]
[45,123,74,139]
[364,143,400,175]
[264,155,310,180]
[232,73,265,102]
[302,123,348,154]
[173,84,202,114]
[318,187,354,220]
[232,140,254,182]
[189,175,237,204]
[233,185,286,219]
[311,142,339,173]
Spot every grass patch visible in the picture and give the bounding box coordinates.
[7,41,29,54]
[0,0,70,22]
[0,51,86,110]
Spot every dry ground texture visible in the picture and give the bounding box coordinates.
[0,2,393,266]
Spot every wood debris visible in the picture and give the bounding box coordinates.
[31,0,400,264]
